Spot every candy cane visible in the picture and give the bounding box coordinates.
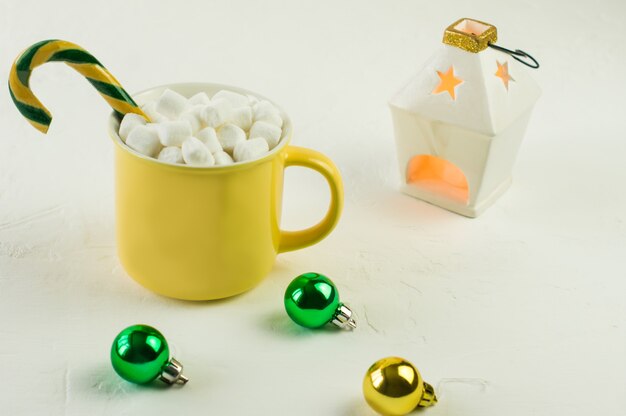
[9,39,149,133]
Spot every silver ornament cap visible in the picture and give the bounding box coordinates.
[332,303,357,330]
[159,358,189,385]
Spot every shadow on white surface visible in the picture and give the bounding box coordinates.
[72,363,172,397]
[260,309,347,338]
[161,290,254,308]
[367,190,468,226]
[336,397,377,416]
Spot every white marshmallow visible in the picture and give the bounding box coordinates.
[126,125,161,157]
[217,124,246,153]
[156,89,189,120]
[249,121,282,149]
[158,146,184,164]
[201,104,224,128]
[254,110,282,128]
[213,150,234,166]
[196,127,222,154]
[253,100,283,127]
[180,106,204,134]
[141,102,168,123]
[212,90,249,107]
[247,94,260,106]
[211,98,234,123]
[188,92,211,106]
[118,113,147,141]
[234,137,270,162]
[253,100,281,124]
[182,137,215,166]
[230,106,253,131]
[155,120,192,147]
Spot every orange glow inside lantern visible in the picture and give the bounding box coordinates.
[406,155,469,204]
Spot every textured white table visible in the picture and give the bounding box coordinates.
[1,0,624,414]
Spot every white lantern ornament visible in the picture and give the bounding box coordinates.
[390,18,541,217]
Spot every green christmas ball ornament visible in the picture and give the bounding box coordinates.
[284,272,356,330]
[111,324,188,385]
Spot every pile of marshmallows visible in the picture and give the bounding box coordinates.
[118,89,284,166]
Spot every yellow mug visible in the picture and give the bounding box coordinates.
[108,83,343,300]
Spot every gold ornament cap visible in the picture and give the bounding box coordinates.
[363,357,437,415]
[443,18,497,53]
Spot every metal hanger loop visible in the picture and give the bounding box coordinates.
[488,43,540,69]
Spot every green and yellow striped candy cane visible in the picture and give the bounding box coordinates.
[9,39,149,133]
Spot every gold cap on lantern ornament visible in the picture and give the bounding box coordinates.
[442,18,539,68]
[443,18,498,53]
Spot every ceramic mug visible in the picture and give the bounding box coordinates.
[109,83,343,300]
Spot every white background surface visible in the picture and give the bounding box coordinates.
[1,0,625,415]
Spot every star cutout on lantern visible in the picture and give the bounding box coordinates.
[495,60,515,90]
[432,65,463,100]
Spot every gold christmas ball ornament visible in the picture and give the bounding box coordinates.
[362,357,437,415]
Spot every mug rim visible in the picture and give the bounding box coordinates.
[108,82,293,171]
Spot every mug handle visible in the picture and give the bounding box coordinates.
[278,145,344,253]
